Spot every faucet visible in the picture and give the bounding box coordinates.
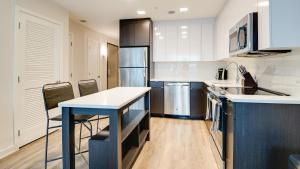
[222,62,241,84]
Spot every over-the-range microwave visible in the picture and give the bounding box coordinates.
[229,12,290,57]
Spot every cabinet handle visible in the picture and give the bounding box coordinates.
[225,112,232,116]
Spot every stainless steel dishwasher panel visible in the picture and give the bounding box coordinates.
[164,82,190,116]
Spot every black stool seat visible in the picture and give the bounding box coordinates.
[50,114,94,122]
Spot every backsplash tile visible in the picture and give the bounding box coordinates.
[227,49,300,96]
[154,61,226,80]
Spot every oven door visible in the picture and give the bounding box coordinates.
[210,105,225,169]
[229,30,239,53]
[237,25,248,50]
[206,91,226,169]
[229,25,249,55]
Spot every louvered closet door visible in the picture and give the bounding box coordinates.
[16,11,61,146]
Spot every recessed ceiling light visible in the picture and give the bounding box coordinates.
[181,26,188,29]
[179,7,189,12]
[156,32,161,36]
[159,36,164,40]
[154,27,158,31]
[181,31,188,35]
[137,10,146,15]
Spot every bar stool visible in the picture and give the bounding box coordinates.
[42,82,94,169]
[78,79,109,133]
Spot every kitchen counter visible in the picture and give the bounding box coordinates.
[151,78,300,104]
[59,87,151,109]
[225,94,300,104]
[59,87,151,169]
[150,78,242,87]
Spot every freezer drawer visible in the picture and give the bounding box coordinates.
[119,68,148,110]
[119,47,148,68]
[164,82,190,116]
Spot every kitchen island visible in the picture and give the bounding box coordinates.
[59,87,151,169]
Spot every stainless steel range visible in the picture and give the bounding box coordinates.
[206,86,289,169]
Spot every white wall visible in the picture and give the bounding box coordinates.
[215,0,257,60]
[216,0,300,96]
[69,19,118,96]
[0,0,16,159]
[0,0,70,159]
[153,62,226,81]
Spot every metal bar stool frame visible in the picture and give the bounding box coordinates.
[42,82,93,169]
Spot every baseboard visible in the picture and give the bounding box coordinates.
[0,145,18,160]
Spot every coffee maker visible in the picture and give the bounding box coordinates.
[216,68,227,80]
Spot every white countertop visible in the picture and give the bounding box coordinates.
[59,87,151,109]
[151,78,300,104]
[150,78,242,87]
[225,94,300,104]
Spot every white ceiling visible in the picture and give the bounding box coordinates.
[52,0,227,39]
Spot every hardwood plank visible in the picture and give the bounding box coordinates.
[0,118,217,169]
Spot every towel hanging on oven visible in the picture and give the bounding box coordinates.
[206,93,212,120]
[211,99,222,132]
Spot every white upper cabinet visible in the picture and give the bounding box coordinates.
[201,23,214,61]
[177,21,190,61]
[258,0,300,50]
[153,19,215,62]
[165,22,178,62]
[153,23,166,62]
[189,22,202,61]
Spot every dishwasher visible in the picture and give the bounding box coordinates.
[164,82,190,116]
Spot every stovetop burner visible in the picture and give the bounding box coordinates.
[220,87,290,96]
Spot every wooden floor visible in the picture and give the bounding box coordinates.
[0,117,217,169]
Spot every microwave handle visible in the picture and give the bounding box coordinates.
[237,27,247,49]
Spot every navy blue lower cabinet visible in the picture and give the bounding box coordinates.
[190,82,207,119]
[226,101,300,169]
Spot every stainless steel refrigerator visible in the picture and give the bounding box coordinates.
[119,47,149,110]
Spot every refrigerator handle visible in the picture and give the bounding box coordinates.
[144,49,147,68]
[144,68,147,86]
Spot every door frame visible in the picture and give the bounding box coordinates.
[14,6,63,147]
[106,43,119,89]
[87,37,101,90]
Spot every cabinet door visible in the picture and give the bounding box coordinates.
[120,21,135,47]
[134,20,151,46]
[190,82,206,119]
[150,81,164,115]
[189,22,202,61]
[177,22,190,61]
[201,23,214,61]
[153,23,166,62]
[165,22,178,62]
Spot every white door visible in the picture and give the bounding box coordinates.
[15,9,62,146]
[87,38,101,90]
[69,33,79,97]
